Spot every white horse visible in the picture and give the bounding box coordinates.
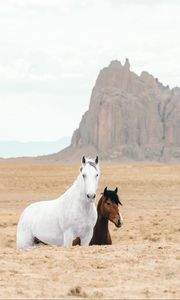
[16,156,100,249]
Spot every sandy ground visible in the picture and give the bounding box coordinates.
[0,162,180,299]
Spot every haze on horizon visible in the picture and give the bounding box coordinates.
[0,0,180,154]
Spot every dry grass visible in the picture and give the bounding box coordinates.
[0,162,180,299]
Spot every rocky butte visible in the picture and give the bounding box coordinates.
[46,59,180,162]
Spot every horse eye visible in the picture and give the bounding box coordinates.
[82,174,86,179]
[96,174,98,177]
[106,202,111,206]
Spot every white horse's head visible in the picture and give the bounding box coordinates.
[80,156,100,203]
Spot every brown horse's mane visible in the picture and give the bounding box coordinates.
[100,190,122,206]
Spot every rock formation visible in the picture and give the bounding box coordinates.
[51,59,180,162]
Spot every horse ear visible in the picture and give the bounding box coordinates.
[115,187,118,194]
[82,156,86,165]
[104,187,107,196]
[95,156,99,164]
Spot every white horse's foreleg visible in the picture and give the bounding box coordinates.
[81,229,93,246]
[63,229,74,247]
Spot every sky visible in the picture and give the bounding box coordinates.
[0,0,180,143]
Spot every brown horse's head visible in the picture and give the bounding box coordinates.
[99,187,123,228]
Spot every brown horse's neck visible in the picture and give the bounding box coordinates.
[90,196,112,245]
[95,214,109,238]
[96,214,108,229]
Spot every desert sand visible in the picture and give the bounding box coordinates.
[0,162,180,299]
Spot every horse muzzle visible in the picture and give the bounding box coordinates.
[86,193,96,202]
[113,217,123,228]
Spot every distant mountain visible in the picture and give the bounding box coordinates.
[4,59,180,163]
[43,58,180,162]
[0,137,70,158]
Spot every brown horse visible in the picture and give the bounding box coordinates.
[72,187,123,246]
[89,187,123,245]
